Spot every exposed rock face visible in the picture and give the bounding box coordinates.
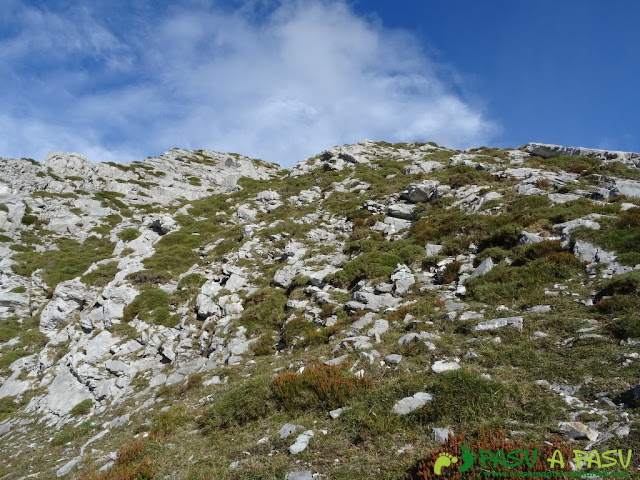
[526,142,640,167]
[40,279,91,334]
[1,140,639,478]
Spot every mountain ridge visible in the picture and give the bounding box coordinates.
[1,140,639,479]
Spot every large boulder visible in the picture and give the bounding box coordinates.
[401,180,440,203]
[40,279,90,334]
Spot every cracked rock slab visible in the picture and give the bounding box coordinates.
[393,392,433,415]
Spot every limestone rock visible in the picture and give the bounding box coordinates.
[40,279,90,333]
[289,430,314,454]
[401,180,440,203]
[393,392,433,415]
[474,317,523,331]
[558,421,599,441]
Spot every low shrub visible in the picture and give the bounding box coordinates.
[607,316,640,340]
[272,363,372,411]
[199,376,274,431]
[330,251,403,289]
[81,439,155,480]
[238,287,287,334]
[406,429,574,479]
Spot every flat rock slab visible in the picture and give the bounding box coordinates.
[279,423,304,439]
[558,421,599,442]
[384,354,403,365]
[393,392,433,415]
[285,471,314,480]
[432,360,460,373]
[433,427,454,444]
[56,457,81,477]
[474,317,523,331]
[289,430,314,454]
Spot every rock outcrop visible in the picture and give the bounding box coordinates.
[0,140,639,478]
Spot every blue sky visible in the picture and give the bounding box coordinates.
[0,1,638,166]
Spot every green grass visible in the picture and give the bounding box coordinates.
[12,236,115,287]
[573,208,640,265]
[32,191,78,199]
[81,261,119,288]
[0,313,49,375]
[199,375,275,431]
[595,270,640,317]
[50,420,94,446]
[467,251,585,306]
[0,397,21,422]
[122,287,180,327]
[70,399,93,416]
[237,287,287,335]
[118,228,141,242]
[94,191,133,217]
[109,322,139,340]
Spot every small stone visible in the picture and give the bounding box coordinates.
[279,423,304,439]
[285,471,314,480]
[384,354,402,365]
[615,425,630,438]
[56,457,81,477]
[393,392,433,415]
[329,407,350,419]
[433,428,454,444]
[474,317,523,331]
[531,331,549,339]
[432,360,460,373]
[289,430,314,454]
[528,305,551,313]
[559,421,599,441]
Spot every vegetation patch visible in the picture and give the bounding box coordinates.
[122,288,179,327]
[118,228,141,242]
[70,399,93,416]
[272,363,373,411]
[467,251,585,306]
[407,429,574,479]
[81,261,119,288]
[12,236,114,287]
[573,207,640,265]
[199,376,274,431]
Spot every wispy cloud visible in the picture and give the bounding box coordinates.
[0,0,497,166]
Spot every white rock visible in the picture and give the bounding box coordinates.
[433,428,454,444]
[393,392,433,415]
[279,423,304,439]
[432,360,461,373]
[558,421,599,441]
[289,430,314,454]
[474,317,523,331]
[384,354,402,365]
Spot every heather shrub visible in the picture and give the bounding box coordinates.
[271,363,372,411]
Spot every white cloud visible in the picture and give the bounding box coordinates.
[0,1,497,166]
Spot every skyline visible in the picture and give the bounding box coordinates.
[1,1,638,166]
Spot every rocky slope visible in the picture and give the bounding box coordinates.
[0,141,639,479]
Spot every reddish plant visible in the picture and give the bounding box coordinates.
[407,429,574,480]
[272,363,372,411]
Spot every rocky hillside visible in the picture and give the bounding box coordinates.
[0,141,639,479]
